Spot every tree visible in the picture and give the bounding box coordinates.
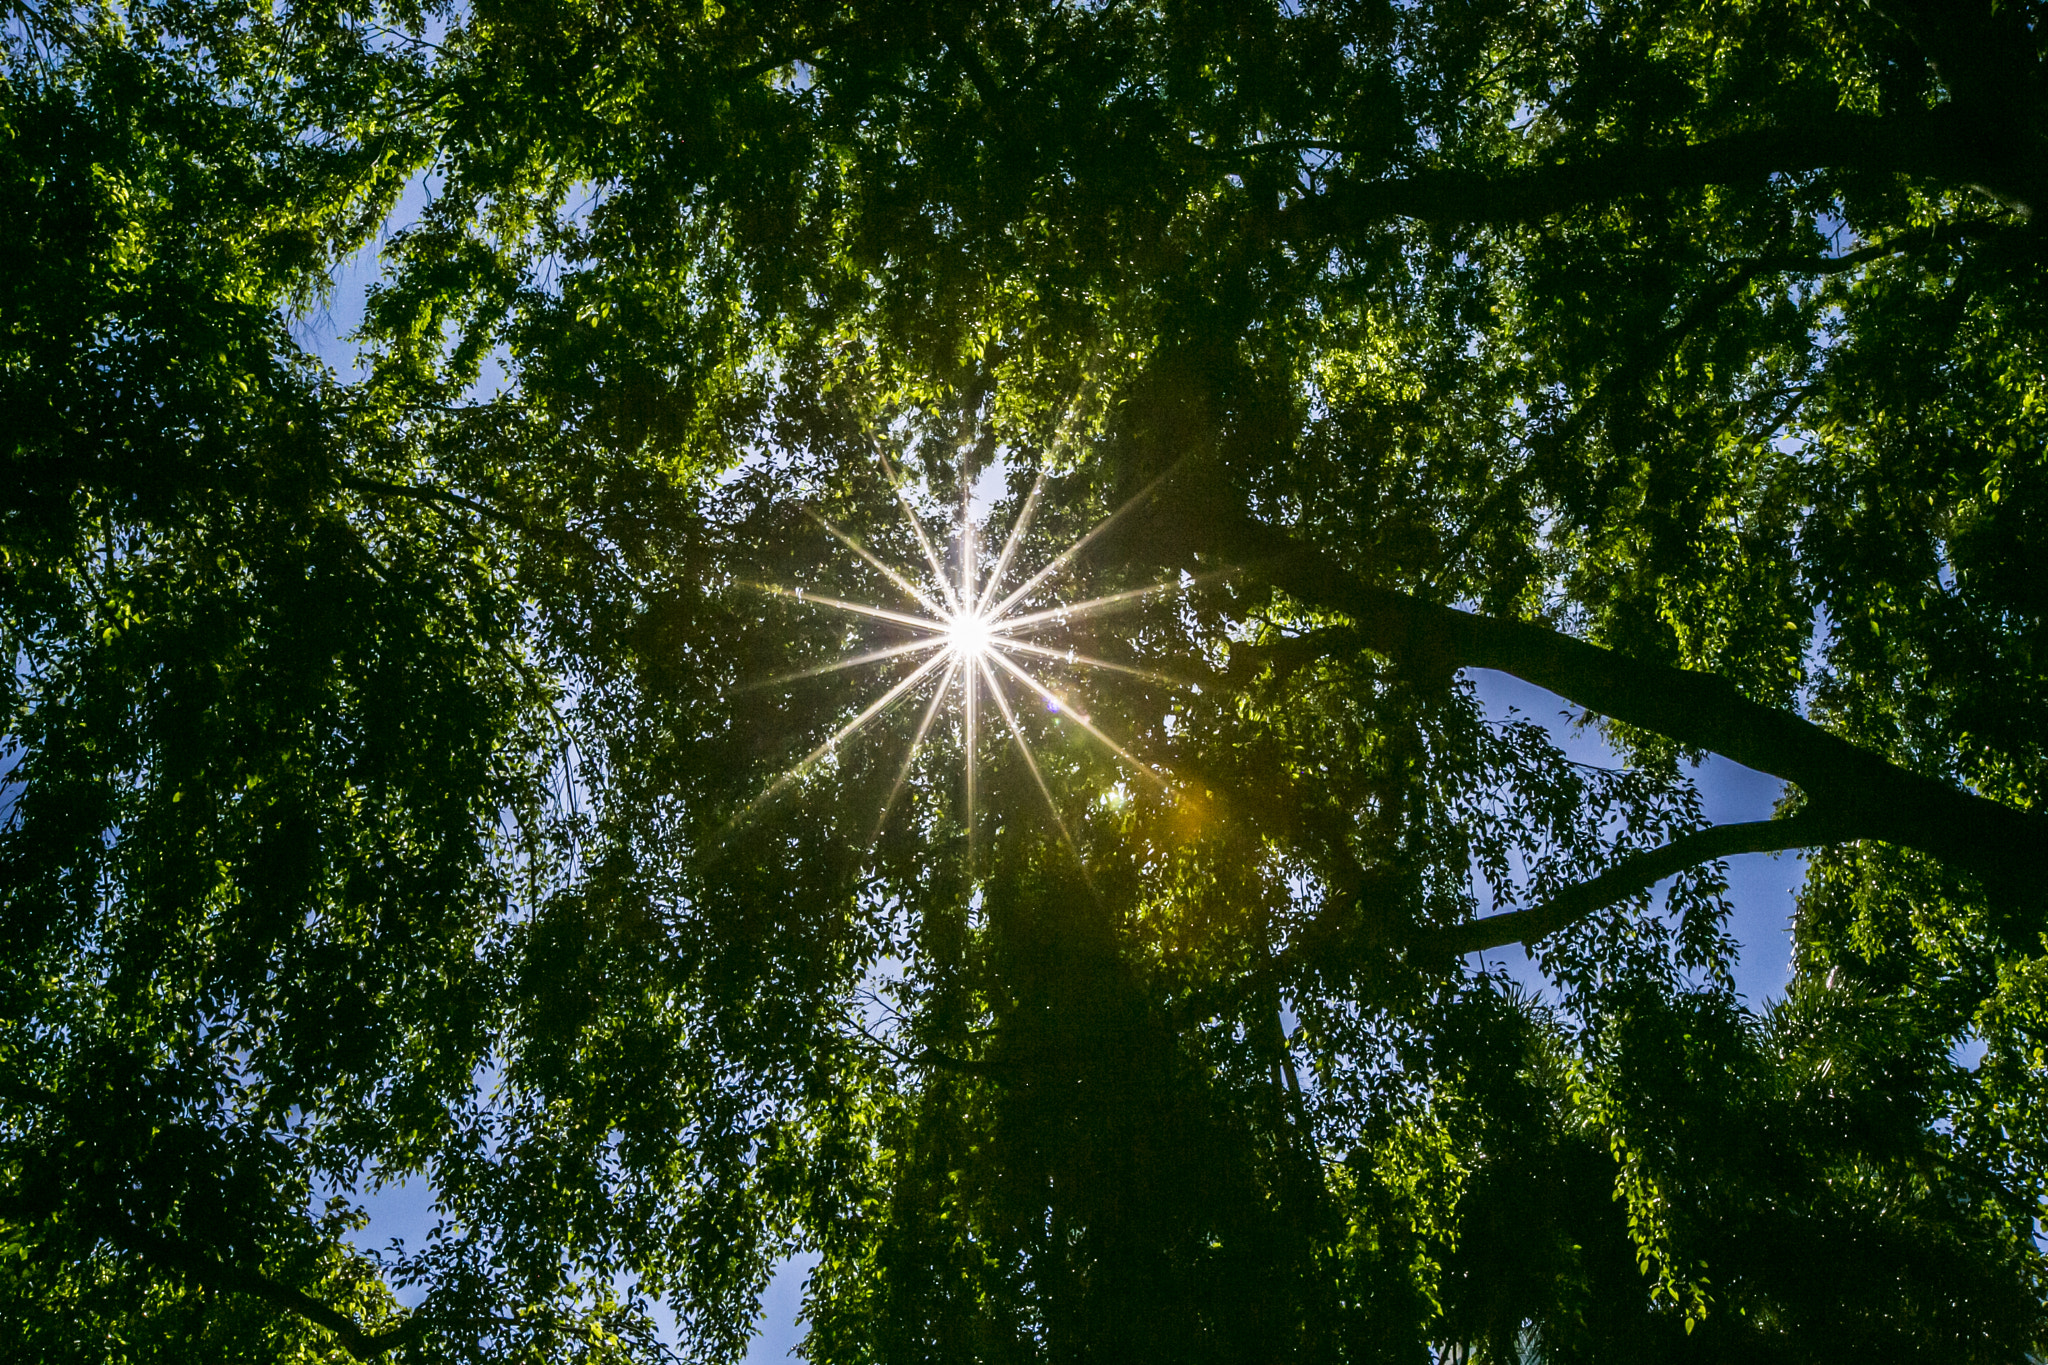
[4,0,2047,1361]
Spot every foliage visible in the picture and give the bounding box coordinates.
[5,0,2047,1361]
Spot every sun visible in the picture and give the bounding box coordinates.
[736,455,1187,864]
[946,610,996,662]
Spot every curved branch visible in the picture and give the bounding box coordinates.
[1418,810,1852,960]
[338,474,537,536]
[108,1218,423,1360]
[337,474,628,580]
[1755,217,2012,275]
[1280,108,2042,231]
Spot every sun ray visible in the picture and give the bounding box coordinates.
[742,635,947,691]
[872,658,959,845]
[870,438,964,612]
[975,469,1048,615]
[984,464,1178,621]
[985,647,1171,789]
[988,635,1185,686]
[957,498,975,616]
[732,649,953,824]
[751,583,947,635]
[978,654,1087,869]
[962,648,979,877]
[993,576,1214,636]
[745,457,1195,872]
[807,511,951,617]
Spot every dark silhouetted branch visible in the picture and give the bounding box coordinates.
[108,1219,424,1360]
[1128,484,2047,942]
[1281,108,2042,231]
[1417,809,1852,960]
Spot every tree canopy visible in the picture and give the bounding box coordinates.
[5,0,2048,1360]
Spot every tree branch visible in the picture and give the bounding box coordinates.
[1747,217,2015,276]
[1336,582,2034,910]
[338,474,531,534]
[941,34,1004,112]
[1417,810,1851,960]
[106,1218,423,1360]
[1281,107,2043,231]
[338,474,627,579]
[1134,489,2047,936]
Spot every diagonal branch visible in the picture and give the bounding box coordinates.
[1262,565,2039,903]
[337,474,627,580]
[1417,809,1852,961]
[1132,486,2047,939]
[106,1217,424,1360]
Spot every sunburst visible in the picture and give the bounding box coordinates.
[738,456,1187,867]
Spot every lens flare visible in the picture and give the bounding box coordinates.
[736,459,1200,872]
